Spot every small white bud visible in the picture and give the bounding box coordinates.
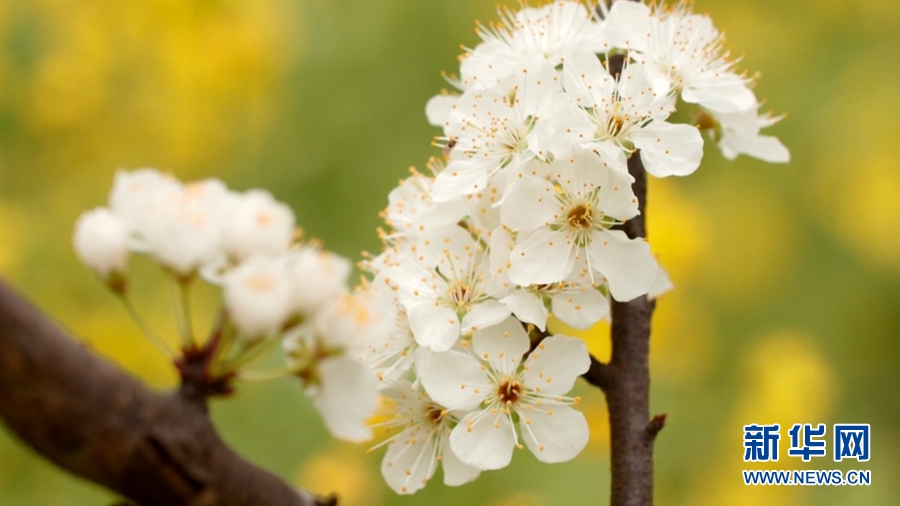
[72,208,130,291]
[222,256,293,339]
[224,189,295,261]
[286,246,352,317]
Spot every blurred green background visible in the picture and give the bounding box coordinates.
[0,0,898,504]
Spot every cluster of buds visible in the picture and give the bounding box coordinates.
[73,169,386,440]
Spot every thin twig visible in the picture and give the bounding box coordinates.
[582,354,613,392]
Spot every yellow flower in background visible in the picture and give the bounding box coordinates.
[733,331,837,425]
[687,330,837,506]
[810,52,900,275]
[650,293,718,384]
[487,491,547,506]
[696,176,800,311]
[297,445,383,506]
[0,0,304,384]
[647,168,712,282]
[12,0,304,174]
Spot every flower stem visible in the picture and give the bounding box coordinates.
[237,367,297,382]
[117,295,177,359]
[171,277,195,349]
[220,336,283,373]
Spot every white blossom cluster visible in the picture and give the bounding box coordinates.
[360,0,788,495]
[72,0,788,497]
[73,168,386,442]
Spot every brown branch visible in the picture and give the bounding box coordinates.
[582,354,613,392]
[602,149,659,506]
[0,278,336,506]
[646,414,667,440]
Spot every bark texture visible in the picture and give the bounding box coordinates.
[0,279,335,506]
[605,152,661,506]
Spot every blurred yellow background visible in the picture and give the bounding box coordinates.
[0,0,897,504]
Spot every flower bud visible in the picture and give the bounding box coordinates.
[222,255,293,339]
[73,207,130,293]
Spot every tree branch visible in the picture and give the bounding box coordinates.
[0,278,336,506]
[603,149,659,506]
[582,354,613,392]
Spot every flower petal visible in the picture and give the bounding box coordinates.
[432,158,491,201]
[408,302,461,352]
[417,350,490,411]
[721,134,790,164]
[588,229,659,302]
[312,356,378,443]
[631,121,704,177]
[501,289,549,331]
[598,0,652,53]
[425,94,459,127]
[450,410,517,470]
[550,288,609,330]
[519,404,588,463]
[472,316,530,377]
[523,335,591,395]
[381,426,438,494]
[461,299,512,334]
[682,76,757,114]
[440,430,482,486]
[509,228,576,286]
[596,164,639,220]
[501,176,559,233]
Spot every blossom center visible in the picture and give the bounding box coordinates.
[497,117,535,156]
[256,212,273,226]
[425,404,445,425]
[448,280,473,307]
[243,274,275,292]
[567,204,593,229]
[609,115,626,136]
[497,379,523,404]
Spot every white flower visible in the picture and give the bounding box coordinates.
[362,310,418,385]
[285,301,383,443]
[224,189,296,261]
[559,53,704,178]
[286,245,353,317]
[501,149,659,302]
[309,355,380,443]
[313,282,397,358]
[380,226,510,352]
[372,381,480,494]
[491,227,609,330]
[382,166,468,243]
[503,279,610,332]
[283,287,388,443]
[418,317,590,470]
[712,107,790,163]
[462,180,504,238]
[601,1,756,113]
[222,255,293,339]
[108,168,183,250]
[115,175,232,277]
[459,1,606,87]
[431,66,560,201]
[72,207,130,284]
